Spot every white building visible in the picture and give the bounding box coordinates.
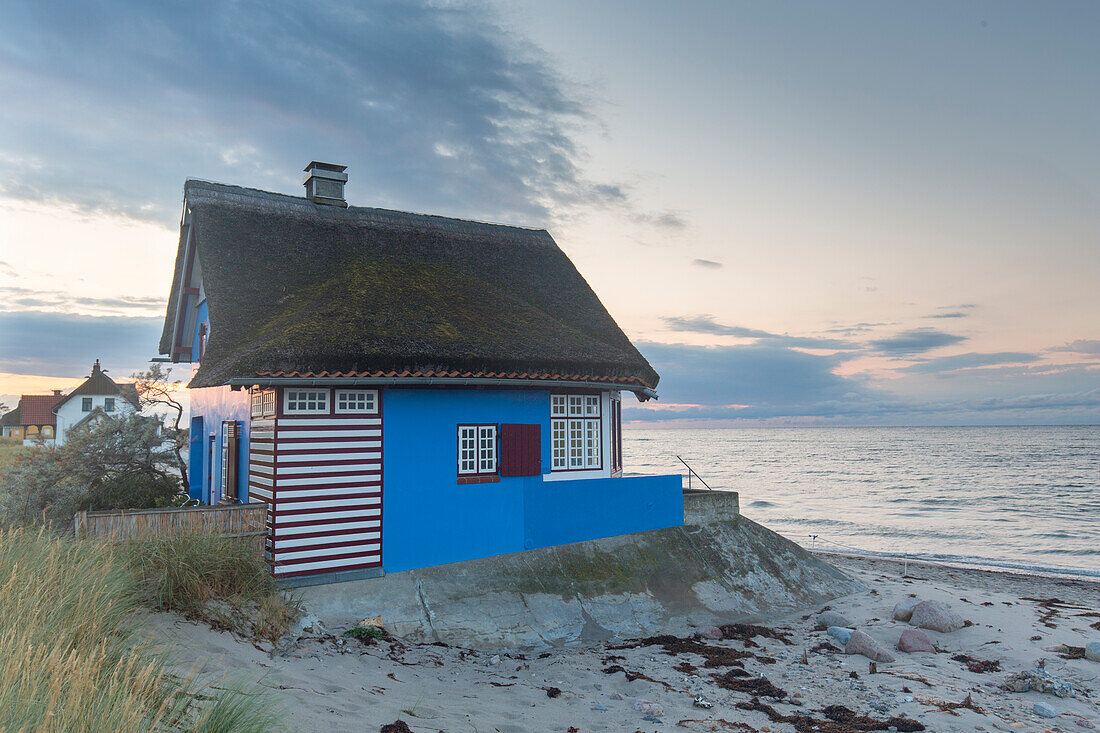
[51,360,140,445]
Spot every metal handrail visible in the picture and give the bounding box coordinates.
[676,455,713,491]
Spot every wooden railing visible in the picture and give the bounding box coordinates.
[73,503,267,541]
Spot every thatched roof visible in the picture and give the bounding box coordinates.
[161,180,658,392]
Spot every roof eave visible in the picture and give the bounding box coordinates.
[224,375,658,401]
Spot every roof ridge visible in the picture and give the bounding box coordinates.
[184,179,553,241]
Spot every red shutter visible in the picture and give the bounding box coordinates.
[500,424,541,476]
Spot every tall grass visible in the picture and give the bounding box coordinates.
[0,527,283,731]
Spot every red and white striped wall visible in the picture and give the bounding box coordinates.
[248,391,383,579]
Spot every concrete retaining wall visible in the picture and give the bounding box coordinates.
[299,512,863,650]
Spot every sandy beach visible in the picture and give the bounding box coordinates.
[145,553,1100,732]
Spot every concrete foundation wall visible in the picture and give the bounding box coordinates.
[300,514,863,650]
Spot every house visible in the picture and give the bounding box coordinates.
[52,360,141,445]
[158,162,682,583]
[1,362,140,446]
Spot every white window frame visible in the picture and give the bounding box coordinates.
[81,397,93,412]
[550,393,603,471]
[334,389,378,415]
[104,397,115,412]
[283,389,330,414]
[458,424,497,476]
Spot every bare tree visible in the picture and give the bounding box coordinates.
[131,364,189,492]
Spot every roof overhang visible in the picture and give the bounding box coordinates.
[225,376,658,401]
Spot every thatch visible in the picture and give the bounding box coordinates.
[161,181,658,391]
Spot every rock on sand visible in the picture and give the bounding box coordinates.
[1085,641,1100,663]
[827,626,853,645]
[909,600,966,633]
[892,597,921,622]
[817,610,853,628]
[897,628,935,653]
[845,629,895,662]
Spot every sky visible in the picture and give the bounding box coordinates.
[0,0,1097,425]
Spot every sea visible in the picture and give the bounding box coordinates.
[624,425,1100,581]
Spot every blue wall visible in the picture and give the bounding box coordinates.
[381,388,682,573]
[189,384,250,503]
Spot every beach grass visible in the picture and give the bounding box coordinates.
[0,526,284,731]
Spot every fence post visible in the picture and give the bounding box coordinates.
[73,510,87,540]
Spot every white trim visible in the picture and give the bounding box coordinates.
[277,417,381,427]
[334,389,379,415]
[276,451,381,463]
[272,554,381,575]
[277,428,381,439]
[277,462,380,475]
[283,388,330,414]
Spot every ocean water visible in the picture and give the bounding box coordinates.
[624,426,1100,580]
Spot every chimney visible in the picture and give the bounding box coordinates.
[92,359,101,374]
[303,162,348,207]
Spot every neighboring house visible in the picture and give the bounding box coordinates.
[1,405,22,438]
[159,162,682,583]
[2,362,140,446]
[52,360,140,445]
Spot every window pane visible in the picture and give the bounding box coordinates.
[584,395,600,416]
[551,419,567,470]
[568,419,584,468]
[567,395,584,417]
[550,395,567,417]
[585,419,601,468]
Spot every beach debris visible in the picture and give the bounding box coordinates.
[591,704,607,711]
[292,611,326,635]
[718,623,794,647]
[844,629,895,663]
[893,597,922,622]
[950,654,1001,673]
[908,600,967,633]
[1033,701,1059,718]
[897,628,935,653]
[1085,641,1100,662]
[917,692,986,716]
[735,698,925,732]
[1022,596,1088,629]
[676,661,699,674]
[710,671,786,699]
[675,719,758,732]
[602,664,676,690]
[610,634,767,667]
[817,610,853,629]
[827,626,853,645]
[868,661,878,674]
[545,686,562,698]
[359,614,384,629]
[380,721,412,733]
[693,695,715,709]
[699,625,724,640]
[633,699,665,717]
[1003,668,1075,698]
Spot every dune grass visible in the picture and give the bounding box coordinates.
[0,527,285,731]
[0,436,25,472]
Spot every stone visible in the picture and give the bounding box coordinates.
[291,611,326,635]
[1033,702,1058,718]
[909,600,966,633]
[633,700,664,717]
[897,628,936,653]
[1085,641,1100,662]
[699,625,723,640]
[827,626,853,645]
[818,610,853,628]
[1003,669,1075,698]
[693,696,714,709]
[892,598,921,622]
[845,629,896,663]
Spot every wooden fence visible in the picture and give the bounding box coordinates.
[73,503,267,541]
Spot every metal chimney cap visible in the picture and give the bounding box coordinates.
[304,161,347,173]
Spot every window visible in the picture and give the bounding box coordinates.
[335,389,378,414]
[104,398,115,412]
[284,389,329,414]
[458,424,497,477]
[81,397,93,412]
[251,390,276,418]
[550,393,602,471]
[610,396,623,474]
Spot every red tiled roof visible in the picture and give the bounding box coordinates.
[19,395,63,426]
[255,369,648,386]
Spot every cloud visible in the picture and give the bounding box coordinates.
[0,260,15,276]
[0,286,164,316]
[663,314,861,350]
[926,311,970,319]
[0,310,161,377]
[691,259,723,269]
[868,327,966,355]
[1049,339,1100,357]
[0,1,659,229]
[898,351,1040,374]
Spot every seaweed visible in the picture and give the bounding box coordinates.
[735,698,925,732]
[950,654,1001,673]
[710,671,786,698]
